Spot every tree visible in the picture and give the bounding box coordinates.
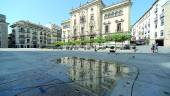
[54,41,64,47]
[105,34,113,42]
[95,36,106,45]
[75,40,81,45]
[111,32,131,49]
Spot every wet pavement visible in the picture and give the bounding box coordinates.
[0,51,170,96]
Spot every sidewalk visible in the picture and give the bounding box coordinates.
[0,46,170,53]
[136,45,170,53]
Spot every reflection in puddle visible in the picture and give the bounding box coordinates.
[56,57,130,96]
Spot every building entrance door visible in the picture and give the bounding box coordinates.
[156,39,164,46]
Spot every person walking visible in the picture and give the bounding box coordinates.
[151,44,155,53]
[155,43,158,53]
[132,44,137,53]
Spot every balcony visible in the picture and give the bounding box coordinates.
[160,13,164,18]
[32,37,38,41]
[19,35,25,38]
[32,32,37,35]
[89,32,96,36]
[154,8,158,13]
[80,32,86,36]
[25,35,31,38]
[154,18,158,22]
[19,40,25,44]
[32,41,37,44]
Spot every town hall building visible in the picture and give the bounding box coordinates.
[61,0,131,44]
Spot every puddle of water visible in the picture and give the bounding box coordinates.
[5,57,132,96]
[54,57,130,96]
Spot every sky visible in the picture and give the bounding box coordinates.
[0,0,155,27]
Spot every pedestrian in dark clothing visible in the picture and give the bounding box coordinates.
[151,44,155,53]
[155,43,158,53]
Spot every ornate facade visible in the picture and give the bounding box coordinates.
[62,0,131,43]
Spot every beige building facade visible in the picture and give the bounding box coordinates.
[164,1,170,47]
[62,0,131,44]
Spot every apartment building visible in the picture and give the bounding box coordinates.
[132,0,170,46]
[10,21,51,48]
[0,14,8,48]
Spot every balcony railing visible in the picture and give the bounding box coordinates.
[154,18,158,22]
[32,32,37,35]
[19,40,25,44]
[25,36,30,38]
[154,8,158,13]
[19,35,25,38]
[160,13,164,18]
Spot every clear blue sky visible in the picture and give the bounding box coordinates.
[0,0,155,26]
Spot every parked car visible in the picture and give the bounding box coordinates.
[123,44,130,49]
[135,40,145,45]
[109,46,116,53]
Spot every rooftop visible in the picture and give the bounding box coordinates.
[10,20,50,30]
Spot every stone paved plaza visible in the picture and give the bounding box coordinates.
[0,48,170,96]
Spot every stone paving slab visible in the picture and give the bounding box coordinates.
[0,51,170,96]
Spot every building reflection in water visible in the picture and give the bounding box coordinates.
[56,57,129,96]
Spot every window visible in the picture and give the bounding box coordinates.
[81,27,84,34]
[105,25,109,33]
[74,19,76,25]
[160,30,164,36]
[20,28,25,33]
[115,11,118,17]
[104,14,108,19]
[155,32,157,38]
[40,32,43,35]
[74,28,77,35]
[12,29,15,33]
[27,39,30,43]
[155,21,158,28]
[90,14,94,20]
[80,16,86,23]
[27,28,30,33]
[117,23,121,32]
[119,10,123,15]
[160,17,164,26]
[90,26,94,33]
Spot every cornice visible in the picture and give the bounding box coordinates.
[70,1,99,14]
[10,21,50,30]
[102,0,131,12]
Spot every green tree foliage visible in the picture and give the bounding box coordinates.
[111,32,131,48]
[54,41,64,47]
[74,40,81,45]
[105,35,113,42]
[112,32,131,42]
[95,36,106,44]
